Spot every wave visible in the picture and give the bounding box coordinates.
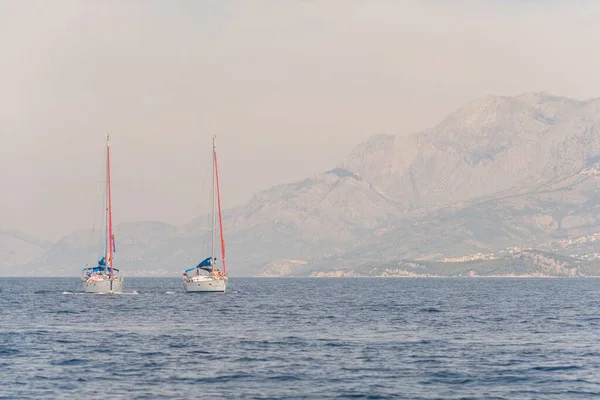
[62,291,139,295]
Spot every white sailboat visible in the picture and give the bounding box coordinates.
[183,136,228,292]
[81,134,125,293]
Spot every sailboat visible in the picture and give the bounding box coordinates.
[183,136,228,292]
[81,134,125,293]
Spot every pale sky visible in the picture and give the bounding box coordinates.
[1,0,600,240]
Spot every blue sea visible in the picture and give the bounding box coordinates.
[1,278,600,399]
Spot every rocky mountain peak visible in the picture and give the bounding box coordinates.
[342,93,600,209]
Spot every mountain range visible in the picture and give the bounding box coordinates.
[5,92,600,277]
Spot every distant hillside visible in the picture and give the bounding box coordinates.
[263,250,600,278]
[5,92,600,277]
[0,230,51,269]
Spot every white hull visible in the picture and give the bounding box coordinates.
[82,276,125,293]
[184,276,227,292]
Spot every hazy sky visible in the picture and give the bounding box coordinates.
[2,0,600,240]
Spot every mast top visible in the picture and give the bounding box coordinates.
[213,135,216,150]
[107,133,110,146]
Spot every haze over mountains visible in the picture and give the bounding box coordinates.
[5,92,600,277]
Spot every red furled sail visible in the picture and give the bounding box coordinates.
[213,143,227,274]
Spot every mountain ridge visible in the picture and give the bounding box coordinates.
[5,92,600,277]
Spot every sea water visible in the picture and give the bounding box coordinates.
[1,277,600,399]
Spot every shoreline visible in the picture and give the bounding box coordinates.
[2,274,600,279]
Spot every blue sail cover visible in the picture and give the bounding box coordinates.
[98,257,107,266]
[196,257,215,268]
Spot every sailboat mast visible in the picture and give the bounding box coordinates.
[106,134,114,277]
[104,146,109,264]
[213,137,227,274]
[211,136,216,267]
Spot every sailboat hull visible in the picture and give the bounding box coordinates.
[82,277,125,293]
[183,276,227,292]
